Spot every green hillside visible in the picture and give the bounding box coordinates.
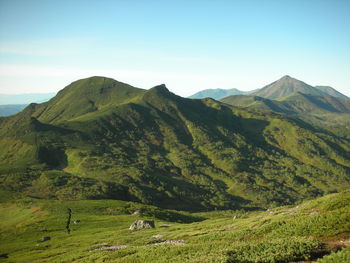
[0,190,349,262]
[221,92,350,115]
[0,77,350,212]
[220,93,350,140]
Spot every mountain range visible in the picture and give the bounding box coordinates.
[189,75,349,100]
[0,76,349,211]
[0,104,27,117]
[0,92,56,117]
[189,88,247,100]
[220,76,350,140]
[0,92,56,105]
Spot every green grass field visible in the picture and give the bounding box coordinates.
[0,190,349,262]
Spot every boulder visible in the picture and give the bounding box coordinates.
[129,220,155,230]
[132,210,141,216]
[74,220,81,224]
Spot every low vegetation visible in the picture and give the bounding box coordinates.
[0,190,349,262]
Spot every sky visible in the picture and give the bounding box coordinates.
[0,0,350,97]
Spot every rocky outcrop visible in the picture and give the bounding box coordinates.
[129,220,155,230]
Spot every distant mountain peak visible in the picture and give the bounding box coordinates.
[251,76,325,99]
[277,75,303,83]
[189,88,246,100]
[281,75,292,79]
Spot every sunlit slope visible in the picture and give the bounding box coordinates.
[0,190,349,262]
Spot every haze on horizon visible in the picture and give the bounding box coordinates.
[0,0,350,97]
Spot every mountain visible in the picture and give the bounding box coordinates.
[0,104,27,117]
[188,88,245,99]
[188,76,349,101]
[251,75,327,99]
[0,92,56,105]
[315,85,349,100]
[221,92,350,114]
[0,76,349,211]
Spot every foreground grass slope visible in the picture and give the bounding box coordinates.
[0,190,349,262]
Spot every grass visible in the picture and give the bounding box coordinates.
[0,190,349,262]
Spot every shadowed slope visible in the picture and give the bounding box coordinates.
[221,93,350,114]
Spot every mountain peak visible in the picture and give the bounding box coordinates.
[30,76,146,123]
[278,75,299,83]
[251,76,325,99]
[149,84,169,92]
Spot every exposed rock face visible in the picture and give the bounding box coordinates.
[129,220,155,230]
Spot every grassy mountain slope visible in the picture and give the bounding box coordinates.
[277,92,350,113]
[221,93,350,140]
[221,92,350,115]
[30,76,146,123]
[251,75,327,99]
[0,77,350,211]
[0,190,349,262]
[188,88,245,100]
[220,95,292,113]
[315,86,349,100]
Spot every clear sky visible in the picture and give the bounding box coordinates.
[0,0,350,97]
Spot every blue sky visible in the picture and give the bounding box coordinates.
[0,0,350,96]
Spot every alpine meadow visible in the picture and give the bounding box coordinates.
[1,1,350,262]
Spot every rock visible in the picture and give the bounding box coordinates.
[146,240,185,246]
[132,210,141,216]
[39,236,51,242]
[129,220,155,230]
[91,245,128,251]
[74,220,81,224]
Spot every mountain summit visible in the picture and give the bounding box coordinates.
[251,75,326,99]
